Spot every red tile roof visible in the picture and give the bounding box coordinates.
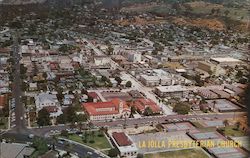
[49,62,59,70]
[82,98,129,116]
[0,94,8,109]
[43,106,59,113]
[88,92,99,99]
[0,48,11,54]
[112,132,132,146]
[133,98,161,113]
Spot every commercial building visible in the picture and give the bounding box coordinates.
[197,61,226,76]
[127,52,141,63]
[82,98,131,121]
[210,57,243,67]
[140,75,160,87]
[94,55,111,66]
[155,85,189,98]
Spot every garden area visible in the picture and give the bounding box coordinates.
[219,126,246,137]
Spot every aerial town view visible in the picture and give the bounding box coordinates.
[0,0,249,157]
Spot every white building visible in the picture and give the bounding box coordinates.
[127,52,141,63]
[94,56,111,66]
[110,132,138,158]
[140,75,160,87]
[155,85,189,98]
[35,92,62,117]
[210,57,243,67]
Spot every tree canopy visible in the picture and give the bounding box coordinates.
[37,108,51,126]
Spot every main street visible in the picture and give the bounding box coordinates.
[2,133,106,158]
[12,34,27,134]
[92,112,247,128]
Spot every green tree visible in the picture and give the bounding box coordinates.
[224,10,230,16]
[65,142,73,156]
[61,130,69,138]
[143,107,153,116]
[107,45,114,55]
[32,137,49,155]
[137,153,144,158]
[115,77,122,85]
[108,148,119,157]
[42,72,48,79]
[125,81,132,87]
[20,64,27,74]
[173,102,190,115]
[235,121,241,130]
[101,76,108,82]
[236,70,243,79]
[37,108,51,126]
[56,114,67,124]
[223,119,229,127]
[51,135,57,150]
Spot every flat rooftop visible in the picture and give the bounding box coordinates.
[199,120,224,128]
[209,147,247,158]
[161,122,197,132]
[101,91,132,101]
[0,143,35,158]
[189,131,224,140]
[156,85,188,93]
[211,57,242,63]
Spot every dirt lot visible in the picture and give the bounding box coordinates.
[114,16,167,26]
[173,17,225,31]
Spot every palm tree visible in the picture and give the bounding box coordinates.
[65,142,73,156]
[82,130,88,143]
[77,122,83,132]
[51,135,57,150]
[223,119,229,127]
[212,100,217,111]
[87,130,95,143]
[235,121,241,130]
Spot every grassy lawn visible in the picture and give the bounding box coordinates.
[0,117,8,129]
[66,132,112,150]
[145,148,209,158]
[220,126,246,137]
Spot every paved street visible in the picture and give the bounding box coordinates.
[2,133,105,158]
[92,112,247,128]
[120,72,174,115]
[12,34,27,134]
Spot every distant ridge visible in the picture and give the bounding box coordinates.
[0,0,46,5]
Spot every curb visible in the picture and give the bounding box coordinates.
[59,137,110,158]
